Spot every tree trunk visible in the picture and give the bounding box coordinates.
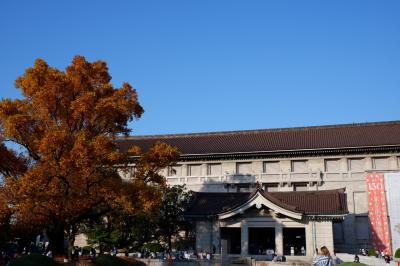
[168,234,172,252]
[66,232,76,259]
[47,225,66,256]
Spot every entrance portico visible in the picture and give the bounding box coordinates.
[186,188,348,259]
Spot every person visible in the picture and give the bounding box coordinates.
[112,246,117,256]
[73,247,79,262]
[167,254,173,266]
[301,246,306,256]
[46,249,53,258]
[90,247,96,258]
[312,246,332,266]
[384,254,391,266]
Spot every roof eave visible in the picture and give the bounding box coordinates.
[178,145,400,160]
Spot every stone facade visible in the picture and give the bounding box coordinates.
[158,153,400,254]
[118,121,400,257]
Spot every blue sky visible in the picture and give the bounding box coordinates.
[0,0,399,135]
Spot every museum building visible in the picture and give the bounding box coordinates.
[118,121,400,258]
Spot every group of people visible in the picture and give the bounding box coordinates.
[70,246,97,262]
[355,249,393,265]
[165,249,212,261]
[312,246,394,266]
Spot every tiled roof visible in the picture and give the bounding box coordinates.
[269,189,348,215]
[117,121,400,157]
[185,189,348,217]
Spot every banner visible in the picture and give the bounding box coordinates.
[384,173,400,255]
[366,173,392,255]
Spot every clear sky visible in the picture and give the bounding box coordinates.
[0,0,399,136]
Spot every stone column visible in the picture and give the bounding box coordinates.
[241,221,248,256]
[211,219,220,253]
[196,221,212,252]
[306,221,314,257]
[275,223,283,255]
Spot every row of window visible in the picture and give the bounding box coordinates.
[167,157,397,176]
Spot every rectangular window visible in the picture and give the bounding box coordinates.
[372,157,389,170]
[348,158,365,172]
[325,159,340,172]
[207,163,221,176]
[265,184,279,192]
[236,162,252,174]
[291,160,307,172]
[187,164,201,176]
[168,165,181,176]
[263,161,280,173]
[294,183,308,191]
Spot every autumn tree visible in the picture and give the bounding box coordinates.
[0,56,179,256]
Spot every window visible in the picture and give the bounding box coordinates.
[119,166,135,180]
[265,183,279,192]
[325,159,340,172]
[207,163,221,176]
[236,162,252,174]
[372,157,389,170]
[187,164,201,176]
[263,161,280,173]
[348,158,365,172]
[291,160,307,172]
[294,183,308,191]
[167,165,181,176]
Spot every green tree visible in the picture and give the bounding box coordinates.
[85,210,159,252]
[157,185,192,251]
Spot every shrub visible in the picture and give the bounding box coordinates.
[395,248,400,259]
[119,248,128,254]
[340,263,368,266]
[368,248,377,257]
[82,246,92,255]
[10,254,59,266]
[93,255,146,266]
[141,242,163,253]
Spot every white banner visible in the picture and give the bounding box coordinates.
[384,173,400,255]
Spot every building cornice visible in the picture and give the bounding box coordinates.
[163,145,400,162]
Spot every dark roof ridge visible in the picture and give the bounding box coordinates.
[120,120,400,140]
[191,188,346,196]
[270,188,346,195]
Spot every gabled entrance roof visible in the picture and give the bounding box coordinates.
[185,188,348,219]
[218,189,303,220]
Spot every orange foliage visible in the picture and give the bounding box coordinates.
[0,56,179,253]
